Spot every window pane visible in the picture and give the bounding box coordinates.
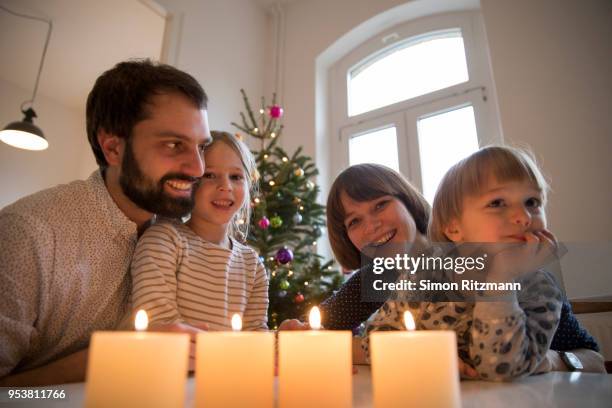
[349,126,399,172]
[349,29,469,116]
[417,105,479,203]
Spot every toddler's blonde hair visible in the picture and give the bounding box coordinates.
[429,145,549,243]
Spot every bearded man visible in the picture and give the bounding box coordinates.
[0,60,212,385]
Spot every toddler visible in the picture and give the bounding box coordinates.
[365,146,562,381]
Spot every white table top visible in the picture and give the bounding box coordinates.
[4,367,612,407]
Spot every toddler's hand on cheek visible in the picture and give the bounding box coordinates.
[535,229,558,250]
[488,230,560,282]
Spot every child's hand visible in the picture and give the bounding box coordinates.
[278,319,309,331]
[533,350,554,374]
[518,229,559,274]
[488,229,559,282]
[458,358,478,379]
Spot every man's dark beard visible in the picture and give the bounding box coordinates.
[119,140,199,218]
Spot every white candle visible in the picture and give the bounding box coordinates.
[85,310,190,408]
[195,314,274,407]
[278,307,352,408]
[370,311,461,408]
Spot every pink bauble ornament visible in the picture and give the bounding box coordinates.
[269,105,284,119]
[294,293,305,304]
[258,216,270,229]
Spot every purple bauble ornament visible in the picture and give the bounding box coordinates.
[275,247,294,264]
[258,216,270,229]
[269,105,284,119]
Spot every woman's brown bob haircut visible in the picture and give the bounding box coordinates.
[327,163,430,270]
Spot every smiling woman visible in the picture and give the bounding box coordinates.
[326,163,430,271]
[341,195,411,252]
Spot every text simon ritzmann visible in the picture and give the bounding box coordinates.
[372,279,522,291]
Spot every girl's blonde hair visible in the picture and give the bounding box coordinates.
[209,131,259,242]
[327,163,430,270]
[429,145,549,243]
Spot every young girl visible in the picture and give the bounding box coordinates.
[365,146,565,380]
[130,131,269,331]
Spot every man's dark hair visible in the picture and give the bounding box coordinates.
[86,59,208,168]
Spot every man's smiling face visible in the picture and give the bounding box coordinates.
[119,92,212,218]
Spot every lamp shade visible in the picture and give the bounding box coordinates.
[0,108,48,151]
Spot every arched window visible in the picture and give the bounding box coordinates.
[348,28,469,117]
[330,12,501,202]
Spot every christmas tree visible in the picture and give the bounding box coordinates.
[232,89,343,329]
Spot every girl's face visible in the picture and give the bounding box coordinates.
[341,192,419,252]
[445,177,546,243]
[191,141,247,227]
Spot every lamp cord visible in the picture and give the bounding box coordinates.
[0,5,53,110]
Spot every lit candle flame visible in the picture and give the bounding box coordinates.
[403,311,416,331]
[309,306,321,330]
[231,313,242,331]
[135,309,148,331]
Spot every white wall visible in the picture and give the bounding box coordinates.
[0,80,91,208]
[480,0,612,297]
[0,0,168,208]
[0,0,268,208]
[275,0,612,297]
[278,0,408,157]
[157,0,268,135]
[274,0,480,258]
[480,0,612,243]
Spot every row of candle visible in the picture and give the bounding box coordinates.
[85,308,460,407]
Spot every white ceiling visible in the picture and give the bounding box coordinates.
[0,0,166,113]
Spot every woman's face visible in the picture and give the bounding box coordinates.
[340,192,420,253]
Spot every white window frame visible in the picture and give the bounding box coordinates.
[330,11,502,193]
